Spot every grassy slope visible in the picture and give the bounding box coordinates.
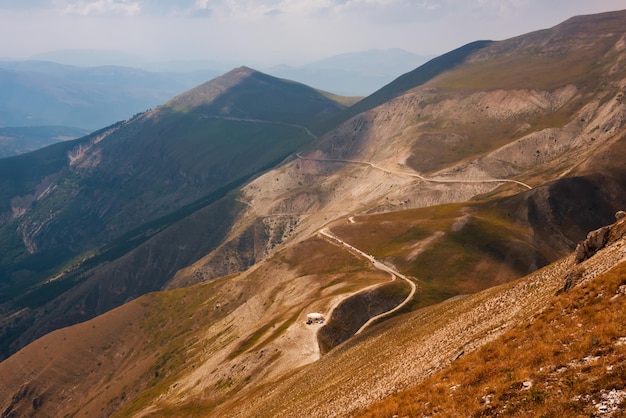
[427,10,626,93]
[168,67,346,135]
[124,236,387,418]
[358,260,626,418]
[203,216,626,418]
[0,229,391,417]
[329,200,543,310]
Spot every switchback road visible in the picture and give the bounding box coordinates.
[318,228,417,335]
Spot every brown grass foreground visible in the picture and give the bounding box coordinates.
[357,261,626,417]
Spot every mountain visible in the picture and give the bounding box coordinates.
[1,9,626,417]
[0,66,346,358]
[267,49,434,96]
[29,49,144,68]
[0,126,89,158]
[0,61,220,129]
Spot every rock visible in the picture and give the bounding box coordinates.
[575,226,610,263]
[563,267,584,292]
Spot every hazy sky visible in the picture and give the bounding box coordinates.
[1,0,626,66]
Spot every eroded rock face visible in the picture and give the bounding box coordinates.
[566,211,626,291]
[575,226,611,263]
[574,211,626,263]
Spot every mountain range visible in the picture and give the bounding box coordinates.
[0,49,430,158]
[1,9,626,417]
[0,60,220,129]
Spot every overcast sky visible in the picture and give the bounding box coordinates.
[1,0,626,66]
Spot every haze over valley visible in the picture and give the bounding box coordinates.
[1,4,626,417]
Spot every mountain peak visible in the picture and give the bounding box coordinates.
[164,65,260,110]
[162,66,345,130]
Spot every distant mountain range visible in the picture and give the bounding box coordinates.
[1,9,626,418]
[0,60,221,130]
[0,48,433,156]
[267,48,435,95]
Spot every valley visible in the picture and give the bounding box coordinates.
[1,9,626,418]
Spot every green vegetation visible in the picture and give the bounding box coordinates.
[0,81,325,357]
[278,236,372,276]
[0,126,103,212]
[167,68,345,135]
[431,52,604,91]
[113,284,227,418]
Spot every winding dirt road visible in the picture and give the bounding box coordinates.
[318,228,417,335]
[297,153,532,190]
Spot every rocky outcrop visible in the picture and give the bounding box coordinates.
[575,211,626,263]
[565,211,626,291]
[575,226,611,263]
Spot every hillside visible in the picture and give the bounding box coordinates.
[0,231,391,417]
[1,9,626,418]
[2,210,623,417]
[0,67,346,358]
[222,214,626,418]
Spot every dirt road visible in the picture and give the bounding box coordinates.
[297,153,532,190]
[318,228,417,335]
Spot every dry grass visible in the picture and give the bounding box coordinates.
[277,235,371,275]
[357,261,626,417]
[430,53,595,91]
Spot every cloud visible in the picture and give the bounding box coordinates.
[61,0,141,16]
